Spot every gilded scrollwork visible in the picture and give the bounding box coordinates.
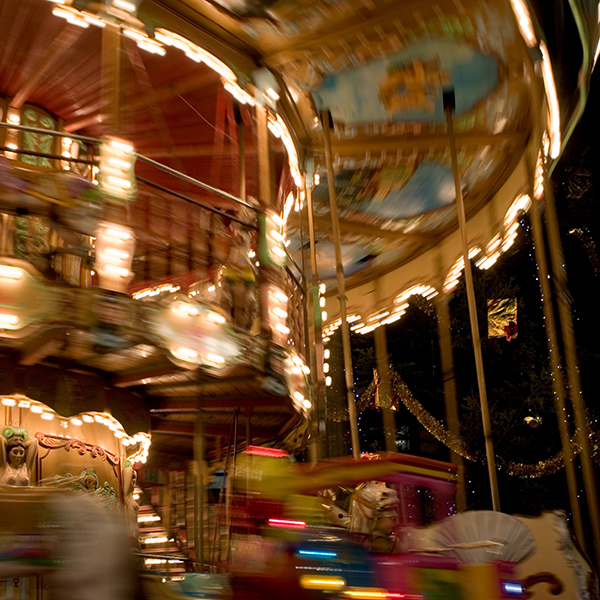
[34,433,119,466]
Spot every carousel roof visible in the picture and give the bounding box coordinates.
[0,0,596,464]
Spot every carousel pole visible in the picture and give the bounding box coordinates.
[434,286,467,512]
[543,172,600,567]
[236,103,246,203]
[306,183,325,462]
[321,110,360,459]
[527,168,585,547]
[193,403,206,564]
[373,280,397,452]
[444,90,500,511]
[224,410,239,563]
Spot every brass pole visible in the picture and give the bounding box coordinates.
[373,281,397,452]
[306,184,325,462]
[543,174,600,567]
[238,112,246,203]
[225,409,239,564]
[435,291,467,512]
[529,183,584,546]
[444,93,500,511]
[321,110,360,458]
[256,105,271,206]
[193,407,205,563]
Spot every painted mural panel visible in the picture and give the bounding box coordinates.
[312,41,500,125]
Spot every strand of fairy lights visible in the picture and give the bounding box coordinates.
[356,368,599,479]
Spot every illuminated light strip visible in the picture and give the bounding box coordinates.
[246,445,288,457]
[153,28,235,81]
[192,47,235,80]
[268,114,303,187]
[82,12,106,27]
[297,549,337,559]
[503,582,524,594]
[539,41,561,159]
[142,536,169,544]
[508,0,537,47]
[51,5,89,27]
[268,518,306,529]
[0,265,24,280]
[132,283,180,300]
[299,576,346,590]
[0,314,19,327]
[171,302,199,317]
[138,514,161,522]
[504,194,532,225]
[223,81,255,106]
[113,0,136,12]
[137,40,166,56]
[342,589,389,600]
[205,353,225,365]
[282,191,295,225]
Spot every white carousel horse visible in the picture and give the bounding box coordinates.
[324,482,399,535]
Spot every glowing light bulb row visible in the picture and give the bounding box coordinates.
[3,107,20,160]
[133,283,180,300]
[0,398,151,461]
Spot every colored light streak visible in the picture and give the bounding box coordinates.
[268,518,306,529]
[296,549,337,559]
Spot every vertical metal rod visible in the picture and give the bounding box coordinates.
[373,281,397,452]
[256,105,271,206]
[193,407,205,564]
[543,175,600,568]
[529,184,584,546]
[238,115,246,203]
[445,97,500,511]
[299,188,312,376]
[224,409,239,564]
[245,409,252,448]
[306,185,325,462]
[321,110,360,459]
[218,419,235,563]
[435,291,467,511]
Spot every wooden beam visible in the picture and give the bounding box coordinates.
[19,327,68,366]
[145,376,258,394]
[112,363,184,387]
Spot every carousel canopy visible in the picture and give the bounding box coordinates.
[0,0,596,464]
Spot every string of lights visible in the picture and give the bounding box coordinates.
[357,367,600,478]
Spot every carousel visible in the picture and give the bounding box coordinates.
[0,0,598,596]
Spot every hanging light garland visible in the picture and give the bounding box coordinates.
[357,366,600,478]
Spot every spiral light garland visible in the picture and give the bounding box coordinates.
[355,367,600,478]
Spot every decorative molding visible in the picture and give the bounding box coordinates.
[35,432,119,466]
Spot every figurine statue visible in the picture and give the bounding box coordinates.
[0,427,38,486]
